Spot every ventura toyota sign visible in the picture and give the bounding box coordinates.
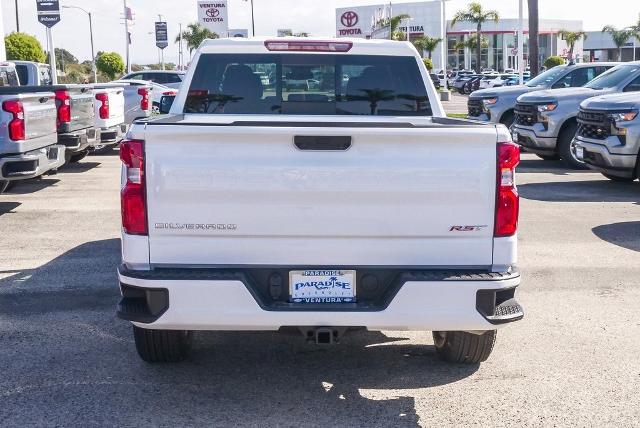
[197,0,229,36]
[336,1,441,40]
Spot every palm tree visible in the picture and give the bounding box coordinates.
[451,2,499,73]
[558,30,587,62]
[528,0,540,77]
[176,23,218,54]
[453,35,489,51]
[602,25,634,61]
[413,36,442,59]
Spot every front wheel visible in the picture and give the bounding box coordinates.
[558,122,587,170]
[432,330,496,364]
[500,111,515,129]
[133,326,193,363]
[601,173,635,182]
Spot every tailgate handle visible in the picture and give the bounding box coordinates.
[39,96,50,103]
[294,136,351,151]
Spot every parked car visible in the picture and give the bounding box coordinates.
[0,86,63,193]
[121,70,185,90]
[480,74,517,89]
[512,62,640,168]
[504,75,531,86]
[92,84,126,150]
[13,60,53,86]
[574,92,640,181]
[429,73,441,89]
[463,75,483,94]
[452,75,473,93]
[478,74,500,89]
[116,38,523,364]
[467,62,618,128]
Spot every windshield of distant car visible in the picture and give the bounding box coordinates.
[525,66,568,87]
[584,65,640,90]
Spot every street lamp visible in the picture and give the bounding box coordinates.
[440,0,452,101]
[62,5,97,83]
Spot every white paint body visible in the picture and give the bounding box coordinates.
[120,38,519,332]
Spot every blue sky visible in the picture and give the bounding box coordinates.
[1,0,637,64]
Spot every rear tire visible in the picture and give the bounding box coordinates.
[432,330,496,364]
[536,153,560,161]
[0,180,11,194]
[557,121,587,169]
[133,325,193,363]
[69,150,89,163]
[601,173,635,182]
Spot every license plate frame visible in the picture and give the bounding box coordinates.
[289,270,356,304]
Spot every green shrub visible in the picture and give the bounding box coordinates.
[96,52,125,80]
[5,32,46,63]
[544,56,565,69]
[422,58,434,71]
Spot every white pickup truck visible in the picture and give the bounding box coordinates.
[117,38,523,364]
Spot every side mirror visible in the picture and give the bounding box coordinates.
[159,95,176,114]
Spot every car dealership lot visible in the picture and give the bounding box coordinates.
[0,152,639,426]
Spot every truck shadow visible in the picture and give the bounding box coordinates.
[2,177,60,195]
[58,161,101,174]
[517,158,592,175]
[0,201,20,217]
[592,222,640,253]
[0,238,479,426]
[518,179,639,204]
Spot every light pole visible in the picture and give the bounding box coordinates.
[440,0,451,100]
[62,5,97,83]
[517,0,524,84]
[14,0,19,32]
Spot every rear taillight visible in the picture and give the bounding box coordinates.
[264,40,353,52]
[96,93,110,119]
[137,87,150,111]
[120,139,147,235]
[2,99,25,141]
[54,90,71,127]
[494,142,520,237]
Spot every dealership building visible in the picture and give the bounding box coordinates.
[335,1,583,72]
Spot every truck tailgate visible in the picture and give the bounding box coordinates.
[144,121,498,267]
[94,87,125,128]
[22,92,57,141]
[66,86,94,131]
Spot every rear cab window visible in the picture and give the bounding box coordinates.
[184,54,432,116]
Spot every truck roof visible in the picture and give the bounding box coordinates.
[198,37,419,57]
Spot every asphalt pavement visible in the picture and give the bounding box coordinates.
[0,150,639,426]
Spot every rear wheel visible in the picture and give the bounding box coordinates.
[0,180,11,194]
[133,325,193,363]
[69,150,89,163]
[557,121,587,170]
[536,153,560,161]
[432,330,496,364]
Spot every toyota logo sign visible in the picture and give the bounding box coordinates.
[206,8,220,18]
[341,11,358,28]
